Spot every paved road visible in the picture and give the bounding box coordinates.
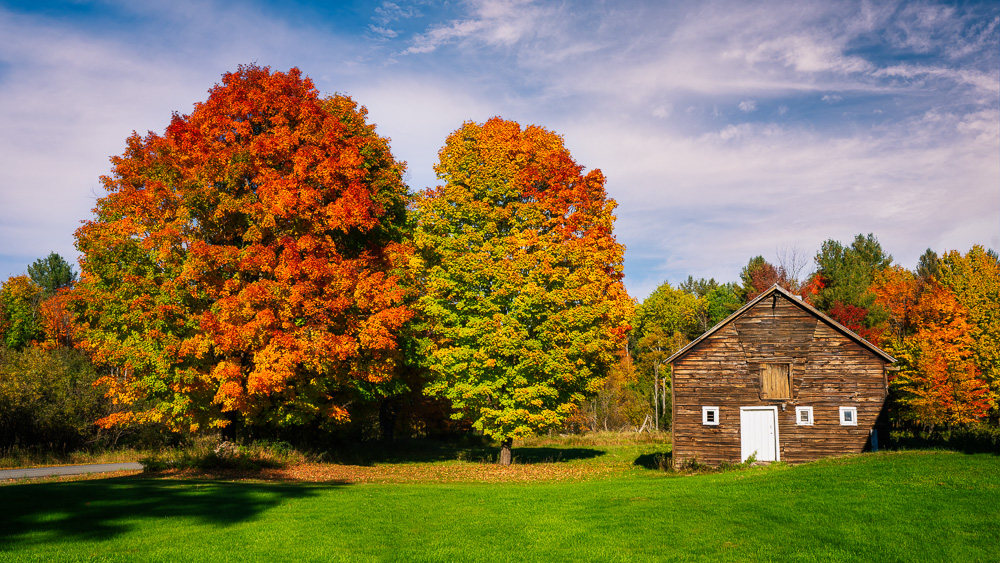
[0,462,143,480]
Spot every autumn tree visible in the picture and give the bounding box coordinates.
[872,253,998,426]
[807,233,891,341]
[632,280,702,429]
[412,118,632,465]
[678,276,741,333]
[937,246,1000,407]
[74,65,412,434]
[737,256,795,302]
[0,276,43,350]
[635,325,684,431]
[870,265,920,347]
[885,282,994,427]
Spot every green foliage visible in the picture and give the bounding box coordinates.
[0,276,43,350]
[634,280,702,340]
[810,233,892,338]
[812,233,891,310]
[889,423,1000,454]
[27,252,77,297]
[916,248,941,282]
[139,438,299,472]
[572,351,646,432]
[678,275,718,298]
[703,282,741,328]
[0,346,108,453]
[412,118,632,448]
[632,280,703,430]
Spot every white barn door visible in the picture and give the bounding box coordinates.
[740,406,779,462]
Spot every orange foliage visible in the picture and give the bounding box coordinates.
[74,65,412,431]
[879,279,995,426]
[36,289,78,349]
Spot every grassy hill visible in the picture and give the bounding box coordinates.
[0,440,1000,561]
[1,436,997,561]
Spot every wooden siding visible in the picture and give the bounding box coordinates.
[671,292,889,467]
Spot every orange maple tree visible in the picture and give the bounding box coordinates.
[74,65,412,432]
[873,268,995,426]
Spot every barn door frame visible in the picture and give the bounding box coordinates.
[739,406,780,462]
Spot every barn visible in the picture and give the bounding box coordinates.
[667,284,895,467]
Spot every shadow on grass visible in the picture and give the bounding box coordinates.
[633,452,672,471]
[511,447,604,464]
[318,438,604,466]
[888,428,1000,456]
[0,476,339,548]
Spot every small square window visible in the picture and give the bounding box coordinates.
[702,406,720,426]
[839,406,857,426]
[795,406,813,425]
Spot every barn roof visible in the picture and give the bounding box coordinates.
[665,284,896,365]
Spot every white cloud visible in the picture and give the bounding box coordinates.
[374,1,423,26]
[402,0,541,54]
[0,0,996,301]
[559,102,999,296]
[652,102,673,119]
[369,25,399,39]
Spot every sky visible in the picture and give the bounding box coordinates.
[0,0,997,301]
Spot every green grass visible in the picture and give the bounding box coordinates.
[1,450,997,562]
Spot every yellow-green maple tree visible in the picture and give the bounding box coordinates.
[938,246,1000,402]
[74,65,412,432]
[412,118,632,464]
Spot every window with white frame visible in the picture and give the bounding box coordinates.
[839,406,857,426]
[702,406,720,425]
[795,406,814,425]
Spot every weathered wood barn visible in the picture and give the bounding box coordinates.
[667,284,895,467]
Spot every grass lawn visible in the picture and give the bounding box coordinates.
[1,442,997,562]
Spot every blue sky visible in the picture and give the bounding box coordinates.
[1,0,997,300]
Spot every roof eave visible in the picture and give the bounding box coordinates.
[665,284,896,365]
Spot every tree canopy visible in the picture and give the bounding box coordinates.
[412,117,632,464]
[27,252,77,297]
[808,233,892,341]
[0,276,43,350]
[73,64,412,433]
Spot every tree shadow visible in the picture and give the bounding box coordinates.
[633,452,672,471]
[511,447,604,464]
[887,431,1000,455]
[318,437,495,466]
[0,475,340,549]
[316,438,605,466]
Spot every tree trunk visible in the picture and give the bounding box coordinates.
[662,381,668,431]
[653,364,660,432]
[379,400,398,442]
[499,437,513,466]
